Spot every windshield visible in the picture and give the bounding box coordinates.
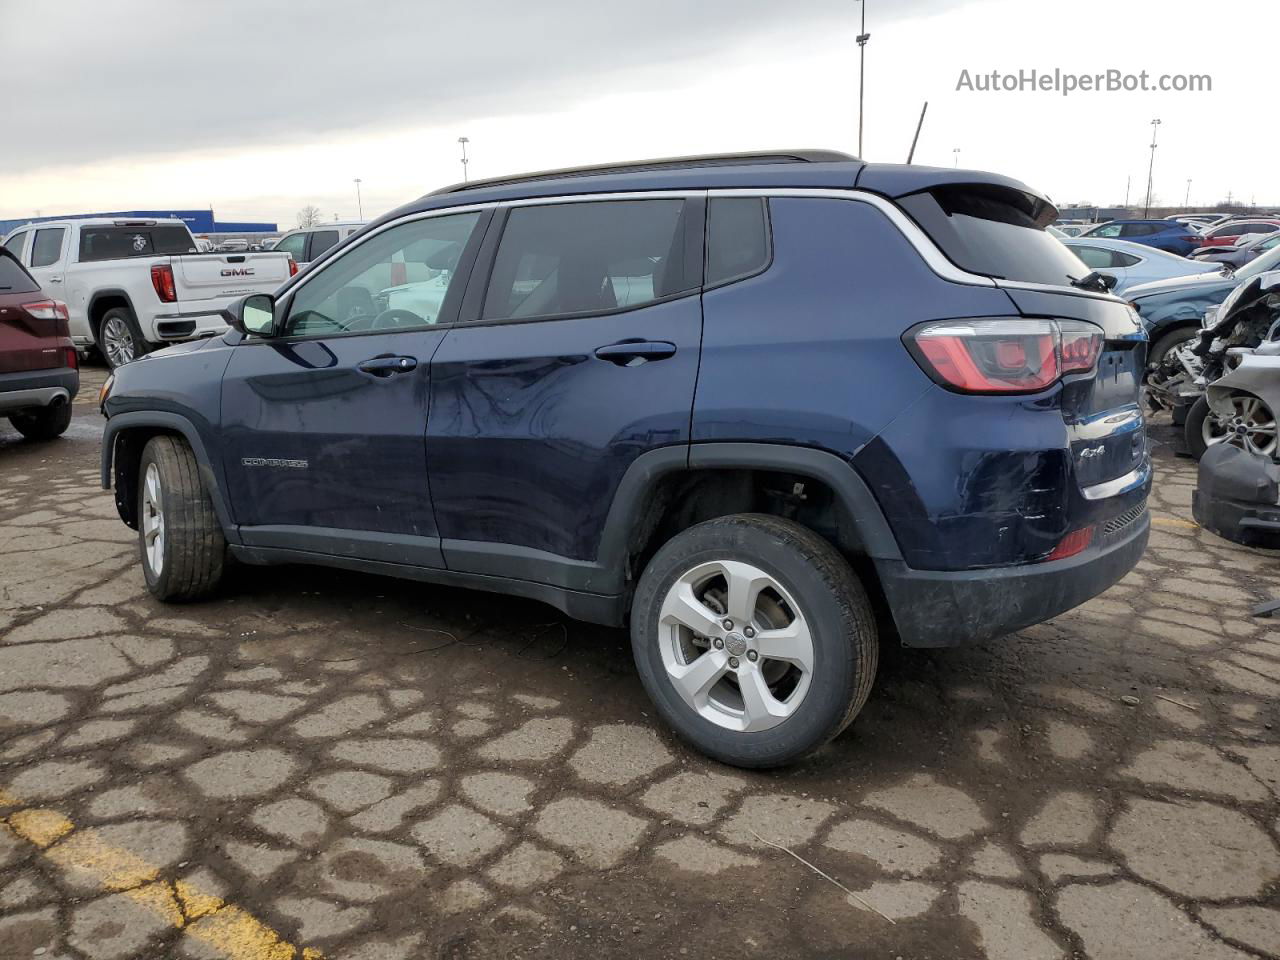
[1235,244,1280,281]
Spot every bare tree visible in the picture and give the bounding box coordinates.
[296,205,323,228]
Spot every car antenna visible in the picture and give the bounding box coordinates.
[906,101,928,163]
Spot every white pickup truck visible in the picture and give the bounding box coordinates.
[1,218,295,367]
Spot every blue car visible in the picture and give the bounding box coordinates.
[100,151,1150,767]
[1079,219,1203,257]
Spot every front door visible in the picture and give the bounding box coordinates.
[427,196,705,591]
[220,209,488,566]
[25,225,69,296]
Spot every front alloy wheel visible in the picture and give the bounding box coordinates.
[1203,393,1278,458]
[141,462,165,577]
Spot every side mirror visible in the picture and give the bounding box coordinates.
[1099,273,1118,291]
[225,293,277,337]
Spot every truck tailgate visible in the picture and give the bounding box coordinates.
[173,253,292,302]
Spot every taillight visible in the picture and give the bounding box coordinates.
[288,258,299,277]
[150,263,177,303]
[21,299,70,321]
[906,318,1104,394]
[65,347,79,370]
[1043,525,1095,562]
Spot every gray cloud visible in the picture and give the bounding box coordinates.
[6,0,954,174]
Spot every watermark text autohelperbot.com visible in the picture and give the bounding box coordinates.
[956,68,1211,96]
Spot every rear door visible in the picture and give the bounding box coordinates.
[26,226,68,295]
[425,195,704,590]
[0,250,57,374]
[220,208,487,565]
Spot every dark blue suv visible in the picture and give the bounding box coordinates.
[101,151,1151,767]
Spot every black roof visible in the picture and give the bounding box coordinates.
[377,150,1052,224]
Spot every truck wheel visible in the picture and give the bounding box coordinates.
[137,435,225,602]
[98,307,150,368]
[630,514,878,768]
[9,403,72,441]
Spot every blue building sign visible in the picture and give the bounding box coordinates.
[0,208,277,236]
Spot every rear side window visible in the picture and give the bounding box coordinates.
[482,199,693,320]
[78,226,196,262]
[1120,223,1158,237]
[308,230,340,260]
[0,250,39,293]
[4,231,28,261]
[898,186,1090,286]
[30,228,65,268]
[706,197,770,286]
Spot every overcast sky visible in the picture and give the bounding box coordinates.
[3,0,1275,229]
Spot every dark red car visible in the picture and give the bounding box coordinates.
[0,246,78,440]
[1195,219,1280,248]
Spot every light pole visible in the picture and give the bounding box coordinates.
[1143,118,1161,217]
[952,147,960,168]
[458,137,470,183]
[353,178,363,220]
[1184,178,1191,208]
[855,0,870,158]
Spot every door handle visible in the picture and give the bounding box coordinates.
[48,276,63,283]
[594,340,677,365]
[357,355,418,377]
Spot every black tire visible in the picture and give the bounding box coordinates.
[630,514,878,768]
[9,403,72,441]
[137,435,226,601]
[97,307,151,368]
[1185,395,1217,460]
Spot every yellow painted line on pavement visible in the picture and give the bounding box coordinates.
[1151,514,1199,530]
[0,789,323,960]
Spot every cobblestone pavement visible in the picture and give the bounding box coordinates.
[1,368,1278,959]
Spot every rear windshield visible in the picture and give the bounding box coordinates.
[0,249,39,294]
[78,225,197,262]
[898,185,1090,287]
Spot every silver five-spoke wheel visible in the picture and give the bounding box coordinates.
[658,559,814,733]
[142,462,165,576]
[1204,394,1277,458]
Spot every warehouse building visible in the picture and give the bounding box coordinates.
[0,208,276,237]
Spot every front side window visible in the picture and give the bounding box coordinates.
[30,228,65,267]
[283,212,480,337]
[4,231,28,261]
[1090,224,1123,238]
[482,199,693,321]
[706,197,770,285]
[275,232,307,261]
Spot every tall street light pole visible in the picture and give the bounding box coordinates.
[1185,178,1192,208]
[458,137,470,183]
[353,178,363,220]
[952,147,960,167]
[855,0,870,158]
[1143,118,1161,217]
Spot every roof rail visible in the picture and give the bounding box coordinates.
[427,149,858,196]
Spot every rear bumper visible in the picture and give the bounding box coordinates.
[876,509,1150,647]
[0,367,79,415]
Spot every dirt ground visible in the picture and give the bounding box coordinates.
[1,364,1277,960]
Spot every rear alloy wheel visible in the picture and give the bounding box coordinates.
[631,514,878,768]
[99,308,148,368]
[9,403,72,441]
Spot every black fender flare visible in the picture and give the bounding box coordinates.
[87,288,138,340]
[101,411,239,542]
[589,441,903,593]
